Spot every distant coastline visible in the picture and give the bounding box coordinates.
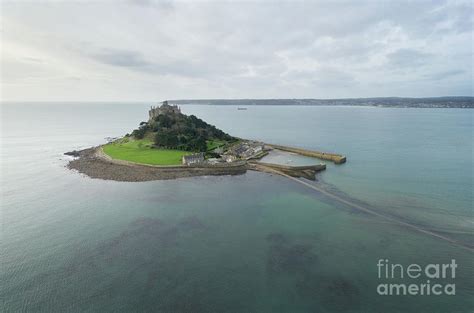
[168,97,474,109]
[2,97,473,108]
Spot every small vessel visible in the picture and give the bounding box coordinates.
[237,107,248,110]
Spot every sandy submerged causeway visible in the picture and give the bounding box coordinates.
[65,147,474,251]
[66,147,247,182]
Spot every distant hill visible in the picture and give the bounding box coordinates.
[169,97,473,108]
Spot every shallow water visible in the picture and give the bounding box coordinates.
[1,102,473,312]
[261,149,321,166]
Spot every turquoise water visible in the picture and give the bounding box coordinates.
[1,102,473,312]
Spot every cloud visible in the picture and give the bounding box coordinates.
[92,49,151,68]
[1,0,472,101]
[127,0,174,9]
[427,69,464,81]
[386,49,432,68]
[86,47,222,78]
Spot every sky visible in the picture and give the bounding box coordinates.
[1,0,473,101]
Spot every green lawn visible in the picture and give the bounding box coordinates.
[103,139,190,165]
[206,139,226,151]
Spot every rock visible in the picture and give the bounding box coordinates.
[64,150,80,157]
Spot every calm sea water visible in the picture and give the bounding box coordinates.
[1,102,473,312]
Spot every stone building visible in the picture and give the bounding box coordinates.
[227,141,265,159]
[182,153,205,166]
[148,101,181,121]
[222,155,237,163]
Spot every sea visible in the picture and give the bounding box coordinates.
[1,102,473,312]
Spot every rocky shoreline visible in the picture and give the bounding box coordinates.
[66,147,247,182]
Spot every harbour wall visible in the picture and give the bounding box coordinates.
[248,161,326,180]
[265,144,347,164]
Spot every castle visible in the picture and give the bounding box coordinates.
[148,101,181,121]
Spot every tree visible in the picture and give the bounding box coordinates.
[132,124,148,139]
[156,114,172,128]
[154,128,179,148]
[145,109,235,151]
[195,136,207,152]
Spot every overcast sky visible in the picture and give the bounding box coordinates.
[1,0,472,101]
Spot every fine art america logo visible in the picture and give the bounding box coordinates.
[377,259,457,296]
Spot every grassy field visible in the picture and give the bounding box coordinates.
[206,139,226,151]
[103,139,190,165]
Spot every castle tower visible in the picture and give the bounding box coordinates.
[148,101,180,121]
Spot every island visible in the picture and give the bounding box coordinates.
[66,101,346,182]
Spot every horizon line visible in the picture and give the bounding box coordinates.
[1,95,473,103]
